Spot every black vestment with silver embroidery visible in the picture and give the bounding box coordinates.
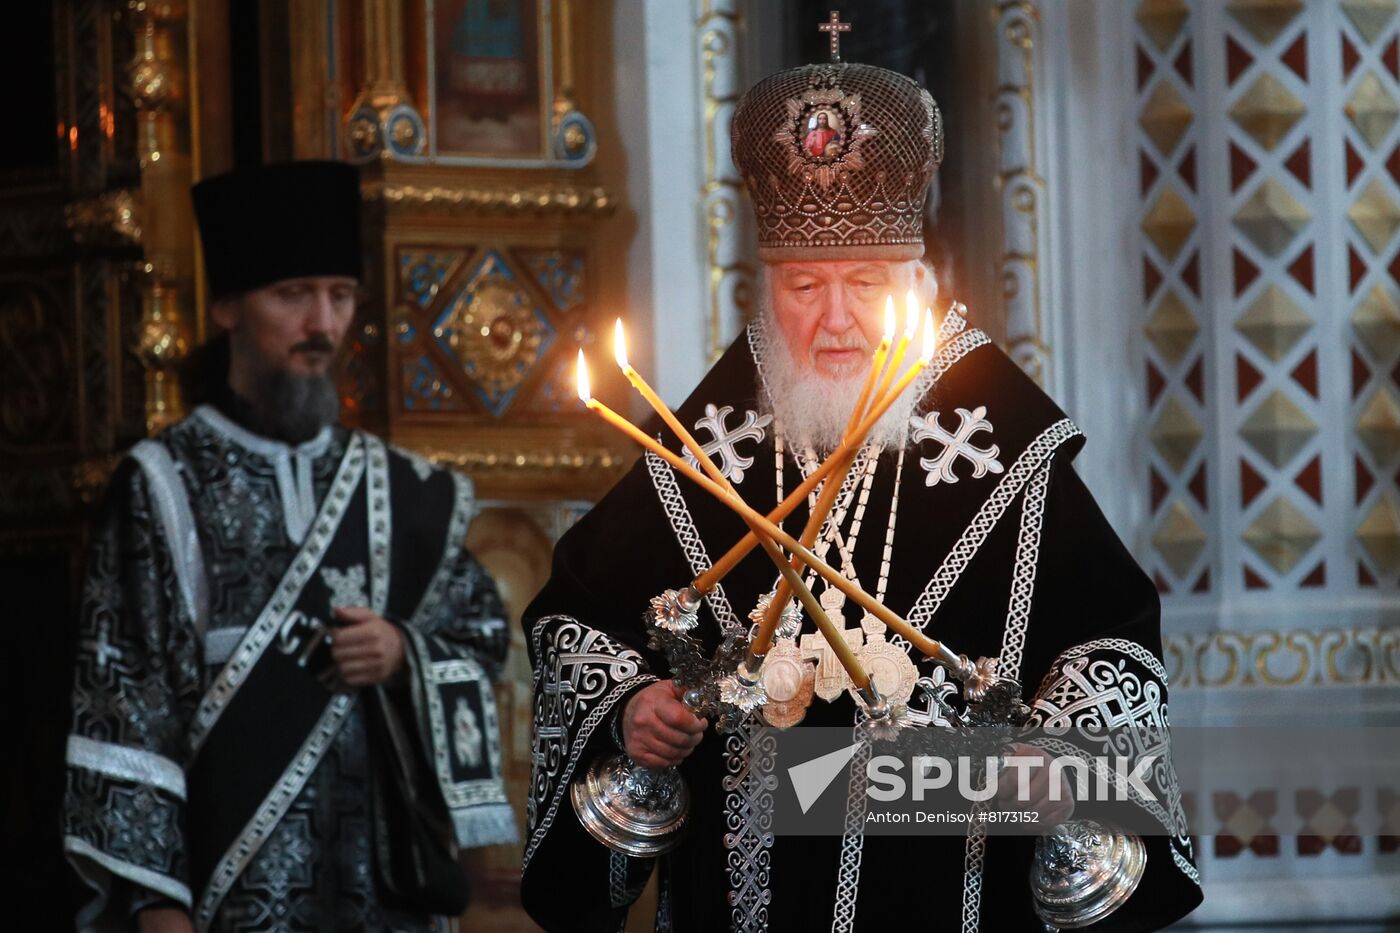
[64,403,514,932]
[521,320,1203,932]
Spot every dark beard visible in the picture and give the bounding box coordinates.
[239,344,342,444]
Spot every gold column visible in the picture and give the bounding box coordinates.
[993,0,1051,387]
[288,0,334,159]
[345,0,426,162]
[697,1,751,363]
[550,0,588,159]
[128,0,195,433]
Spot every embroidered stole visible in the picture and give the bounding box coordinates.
[184,434,374,927]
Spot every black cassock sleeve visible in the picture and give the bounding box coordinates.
[63,459,204,925]
[423,546,511,681]
[519,460,699,932]
[979,459,1202,932]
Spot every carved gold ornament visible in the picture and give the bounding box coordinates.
[436,277,548,410]
[1163,625,1400,688]
[366,182,615,218]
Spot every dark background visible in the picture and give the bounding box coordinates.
[1,1,271,921]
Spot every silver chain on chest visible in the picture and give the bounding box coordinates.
[772,427,904,623]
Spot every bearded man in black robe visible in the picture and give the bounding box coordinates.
[63,161,515,933]
[520,54,1203,933]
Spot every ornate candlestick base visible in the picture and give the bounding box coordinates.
[570,586,752,858]
[571,753,691,857]
[1030,820,1146,930]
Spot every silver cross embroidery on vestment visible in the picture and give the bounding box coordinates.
[910,405,1005,486]
[683,404,773,484]
[320,563,369,609]
[82,620,124,671]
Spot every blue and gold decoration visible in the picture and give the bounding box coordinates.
[393,244,592,418]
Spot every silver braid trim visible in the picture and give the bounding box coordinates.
[958,432,1067,933]
[1032,637,1170,694]
[830,723,872,933]
[129,440,208,637]
[646,450,772,930]
[608,851,630,908]
[645,452,743,635]
[998,460,1051,683]
[1173,839,1202,886]
[65,835,194,917]
[65,736,186,800]
[900,418,1080,647]
[960,807,989,932]
[363,434,392,615]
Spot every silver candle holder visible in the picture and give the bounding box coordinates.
[569,587,748,857]
[570,586,1148,924]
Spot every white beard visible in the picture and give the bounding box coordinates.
[755,295,920,454]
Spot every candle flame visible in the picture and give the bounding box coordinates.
[904,289,920,338]
[576,349,592,401]
[883,296,896,342]
[921,310,937,360]
[613,318,629,370]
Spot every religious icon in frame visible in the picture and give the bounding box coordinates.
[432,0,545,159]
[402,0,597,166]
[801,107,845,160]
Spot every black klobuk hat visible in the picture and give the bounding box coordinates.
[192,160,363,299]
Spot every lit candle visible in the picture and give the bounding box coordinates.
[614,319,674,436]
[849,309,937,444]
[577,350,955,667]
[588,346,873,687]
[871,289,922,411]
[849,296,897,434]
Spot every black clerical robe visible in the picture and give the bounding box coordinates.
[521,311,1202,932]
[64,404,514,932]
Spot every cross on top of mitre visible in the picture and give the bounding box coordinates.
[819,10,851,62]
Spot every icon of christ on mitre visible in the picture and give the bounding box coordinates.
[803,109,843,159]
[520,15,1202,933]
